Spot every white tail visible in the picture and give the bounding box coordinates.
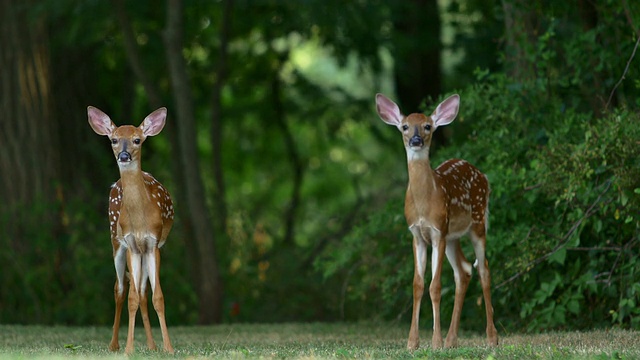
[375,93,498,350]
[88,106,174,355]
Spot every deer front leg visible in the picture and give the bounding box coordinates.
[125,248,142,355]
[110,280,125,351]
[109,246,126,352]
[429,230,447,349]
[146,246,174,354]
[444,239,472,348]
[407,225,427,350]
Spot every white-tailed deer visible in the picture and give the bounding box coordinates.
[375,93,498,350]
[88,106,174,355]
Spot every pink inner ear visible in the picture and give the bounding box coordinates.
[375,94,403,126]
[87,107,114,136]
[434,94,460,126]
[141,108,167,136]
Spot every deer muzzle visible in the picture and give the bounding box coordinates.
[409,126,424,148]
[118,151,132,163]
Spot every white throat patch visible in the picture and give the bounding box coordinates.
[406,147,429,162]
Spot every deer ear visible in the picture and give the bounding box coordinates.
[87,106,116,136]
[140,107,167,137]
[375,93,403,126]
[432,94,460,127]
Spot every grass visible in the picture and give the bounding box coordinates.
[0,322,638,359]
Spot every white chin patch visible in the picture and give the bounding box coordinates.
[406,147,429,161]
[117,161,136,170]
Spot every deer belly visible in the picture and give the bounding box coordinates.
[121,233,158,254]
[446,215,473,241]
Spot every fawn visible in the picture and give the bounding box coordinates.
[375,93,498,349]
[88,107,174,354]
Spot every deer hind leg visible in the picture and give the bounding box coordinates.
[429,230,447,349]
[146,246,174,354]
[444,238,472,348]
[470,224,498,346]
[139,256,157,351]
[109,246,126,352]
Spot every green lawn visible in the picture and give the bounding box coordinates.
[0,323,637,359]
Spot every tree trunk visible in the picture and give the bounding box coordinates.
[210,0,233,239]
[0,0,57,209]
[392,0,446,147]
[0,0,58,322]
[111,0,201,290]
[501,0,536,81]
[164,0,223,324]
[393,0,442,112]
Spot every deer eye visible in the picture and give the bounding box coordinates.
[402,124,409,131]
[424,124,432,131]
[111,139,118,145]
[133,138,141,145]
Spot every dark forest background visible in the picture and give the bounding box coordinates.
[1,0,639,332]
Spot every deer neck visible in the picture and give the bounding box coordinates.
[408,156,438,192]
[406,147,439,193]
[119,165,152,233]
[406,152,443,225]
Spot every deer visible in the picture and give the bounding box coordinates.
[88,106,174,355]
[375,93,498,350]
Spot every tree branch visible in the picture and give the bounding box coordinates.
[605,11,640,111]
[270,54,304,246]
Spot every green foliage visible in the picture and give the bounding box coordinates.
[526,110,640,330]
[316,198,411,320]
[318,1,640,332]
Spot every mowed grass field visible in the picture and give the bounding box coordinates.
[0,322,638,359]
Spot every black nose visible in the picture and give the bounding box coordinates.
[409,136,423,147]
[118,151,132,162]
